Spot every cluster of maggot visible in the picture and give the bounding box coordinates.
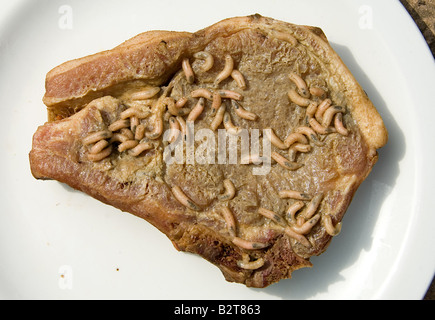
[225,60,349,270]
[210,57,347,269]
[266,71,349,172]
[82,39,349,271]
[82,91,157,162]
[80,51,249,162]
[218,189,342,270]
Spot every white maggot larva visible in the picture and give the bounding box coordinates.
[215,54,234,85]
[193,51,214,72]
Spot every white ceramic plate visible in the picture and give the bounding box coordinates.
[1,0,434,300]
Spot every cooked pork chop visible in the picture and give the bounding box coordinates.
[29,15,387,288]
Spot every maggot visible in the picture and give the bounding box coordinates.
[219,179,236,201]
[182,58,194,84]
[232,100,257,121]
[289,72,310,98]
[215,54,234,85]
[193,51,214,72]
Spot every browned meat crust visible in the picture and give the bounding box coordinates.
[29,14,387,288]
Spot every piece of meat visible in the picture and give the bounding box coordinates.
[29,15,387,288]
